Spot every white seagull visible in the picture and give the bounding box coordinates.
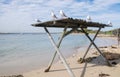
[35,19,41,22]
[60,10,67,18]
[108,21,112,26]
[86,15,92,22]
[51,11,58,19]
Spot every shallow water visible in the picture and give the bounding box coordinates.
[0,33,117,75]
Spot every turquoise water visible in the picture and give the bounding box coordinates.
[0,33,117,75]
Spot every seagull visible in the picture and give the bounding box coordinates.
[35,19,41,22]
[51,11,58,19]
[86,15,92,22]
[108,21,112,26]
[60,10,67,18]
[51,11,58,24]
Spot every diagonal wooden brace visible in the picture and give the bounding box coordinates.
[44,27,75,77]
[81,28,111,66]
[45,27,67,72]
[80,28,101,63]
[45,28,81,72]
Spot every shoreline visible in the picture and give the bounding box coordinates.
[23,42,120,77]
[23,38,120,77]
[23,44,120,77]
[0,37,119,77]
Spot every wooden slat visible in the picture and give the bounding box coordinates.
[32,18,111,28]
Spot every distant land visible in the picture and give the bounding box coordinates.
[0,32,61,34]
[0,28,119,35]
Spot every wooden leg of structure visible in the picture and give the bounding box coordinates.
[80,28,101,63]
[44,28,67,72]
[44,27,75,77]
[81,28,111,66]
[80,62,87,77]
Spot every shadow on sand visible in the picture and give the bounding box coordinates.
[78,52,120,66]
[48,52,120,77]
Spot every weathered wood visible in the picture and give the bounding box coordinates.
[45,27,67,72]
[80,62,87,77]
[32,18,111,28]
[80,28,101,63]
[32,17,112,77]
[44,27,75,77]
[81,28,111,66]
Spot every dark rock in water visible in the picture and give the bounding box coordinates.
[0,75,24,77]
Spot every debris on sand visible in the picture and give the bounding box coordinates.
[77,57,97,63]
[0,75,24,77]
[103,52,120,60]
[99,46,108,48]
[99,72,110,77]
[111,61,117,65]
[111,45,117,48]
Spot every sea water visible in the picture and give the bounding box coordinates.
[0,33,117,75]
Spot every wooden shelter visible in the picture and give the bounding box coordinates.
[32,17,111,77]
[32,18,109,28]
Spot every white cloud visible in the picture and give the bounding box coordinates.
[87,0,120,11]
[0,0,120,32]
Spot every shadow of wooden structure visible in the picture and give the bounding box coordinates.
[32,18,111,77]
[78,52,120,66]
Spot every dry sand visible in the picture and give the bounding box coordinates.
[23,44,120,77]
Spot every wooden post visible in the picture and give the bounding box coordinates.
[80,62,87,77]
[45,27,67,72]
[81,28,101,63]
[44,27,75,77]
[81,28,111,66]
[80,28,101,63]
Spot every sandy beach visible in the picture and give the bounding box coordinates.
[1,0,120,77]
[23,43,120,77]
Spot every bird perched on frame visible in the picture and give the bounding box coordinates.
[59,10,68,18]
[108,21,112,26]
[35,19,41,22]
[51,10,58,24]
[51,10,58,19]
[86,15,92,22]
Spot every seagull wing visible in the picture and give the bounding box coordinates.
[51,11,57,19]
[60,10,67,18]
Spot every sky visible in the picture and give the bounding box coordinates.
[0,0,120,33]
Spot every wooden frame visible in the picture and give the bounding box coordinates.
[32,18,111,77]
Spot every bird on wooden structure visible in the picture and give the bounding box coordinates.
[108,21,112,26]
[86,15,92,22]
[51,10,58,19]
[35,19,41,22]
[59,10,68,18]
[51,10,58,24]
